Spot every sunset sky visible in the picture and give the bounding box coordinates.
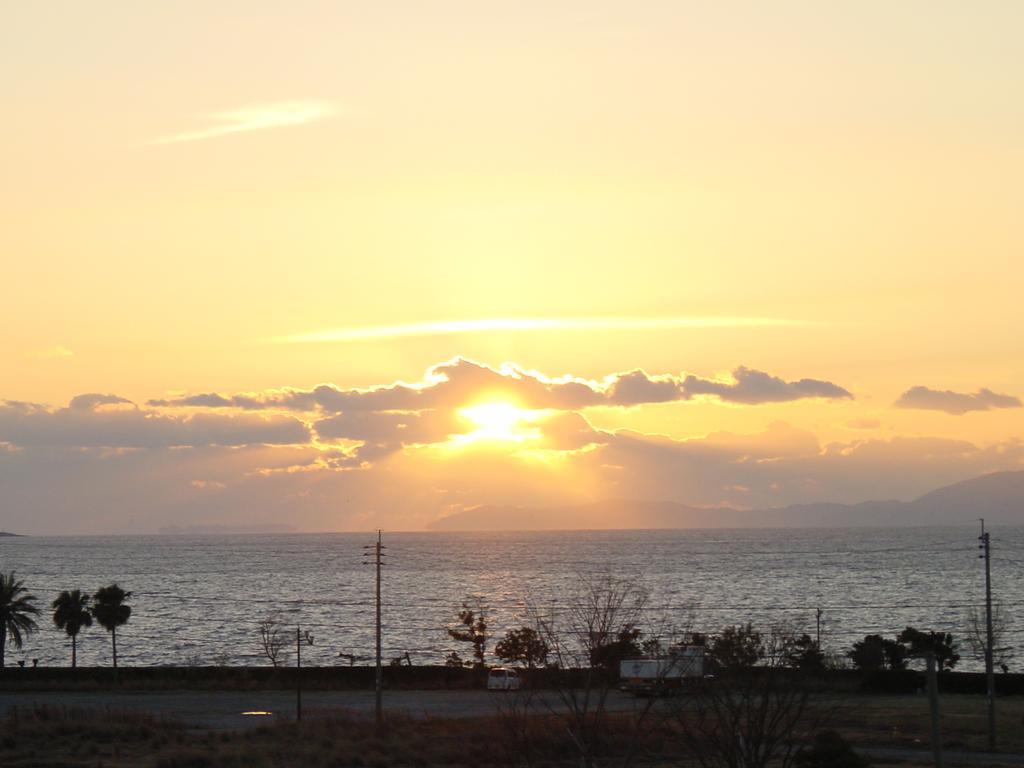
[2,2,1022,534]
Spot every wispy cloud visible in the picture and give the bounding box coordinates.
[147,101,336,145]
[265,316,805,344]
[36,345,73,359]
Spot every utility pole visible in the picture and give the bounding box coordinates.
[979,519,996,751]
[363,530,385,726]
[296,626,313,721]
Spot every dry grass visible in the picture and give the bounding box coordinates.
[826,693,1024,753]
[2,694,1023,767]
[0,706,593,768]
[1,705,187,766]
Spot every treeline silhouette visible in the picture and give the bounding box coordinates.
[0,572,131,669]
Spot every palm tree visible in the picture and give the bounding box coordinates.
[92,584,132,668]
[0,571,40,668]
[52,590,92,668]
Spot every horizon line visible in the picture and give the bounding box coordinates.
[6,522,1003,538]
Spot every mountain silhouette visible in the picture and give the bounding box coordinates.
[428,470,1024,530]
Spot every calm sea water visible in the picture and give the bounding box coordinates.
[1,527,1021,671]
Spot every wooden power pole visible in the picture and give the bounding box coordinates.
[979,520,996,751]
[363,530,385,726]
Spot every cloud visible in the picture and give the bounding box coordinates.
[150,358,852,414]
[681,366,853,404]
[265,316,805,344]
[69,393,134,411]
[150,393,237,408]
[606,370,681,406]
[580,427,1024,511]
[313,409,462,448]
[0,360,869,532]
[147,101,336,145]
[0,398,310,448]
[894,386,1022,415]
[190,479,227,491]
[535,411,609,451]
[4,420,1022,535]
[846,418,882,430]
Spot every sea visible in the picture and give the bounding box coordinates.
[1,527,1022,671]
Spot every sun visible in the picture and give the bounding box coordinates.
[457,402,540,443]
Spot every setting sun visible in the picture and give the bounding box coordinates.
[457,403,541,443]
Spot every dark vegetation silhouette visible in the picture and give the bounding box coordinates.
[495,578,843,768]
[258,614,289,667]
[52,589,92,668]
[589,623,644,672]
[707,622,764,671]
[667,627,831,768]
[794,731,872,768]
[522,572,657,768]
[783,633,827,673]
[966,602,1012,669]
[0,571,39,669]
[848,626,959,672]
[494,626,549,668]
[896,626,959,670]
[447,597,488,668]
[847,634,907,672]
[92,584,132,668]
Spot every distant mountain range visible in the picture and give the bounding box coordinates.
[429,471,1024,530]
[158,523,297,535]
[0,531,25,537]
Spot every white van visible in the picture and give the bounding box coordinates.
[487,666,521,691]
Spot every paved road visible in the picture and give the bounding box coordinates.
[0,689,649,730]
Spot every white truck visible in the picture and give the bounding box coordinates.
[619,646,705,695]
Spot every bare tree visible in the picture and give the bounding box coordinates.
[526,572,659,768]
[965,603,1013,670]
[258,614,289,667]
[667,625,828,768]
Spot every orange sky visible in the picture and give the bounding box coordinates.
[1,2,1022,533]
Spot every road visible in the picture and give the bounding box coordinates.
[0,689,648,730]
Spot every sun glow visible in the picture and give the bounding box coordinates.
[457,403,541,443]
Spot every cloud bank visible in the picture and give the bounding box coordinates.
[894,386,1021,415]
[150,358,853,415]
[4,358,1018,534]
[0,397,310,448]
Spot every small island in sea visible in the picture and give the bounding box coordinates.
[0,531,24,537]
